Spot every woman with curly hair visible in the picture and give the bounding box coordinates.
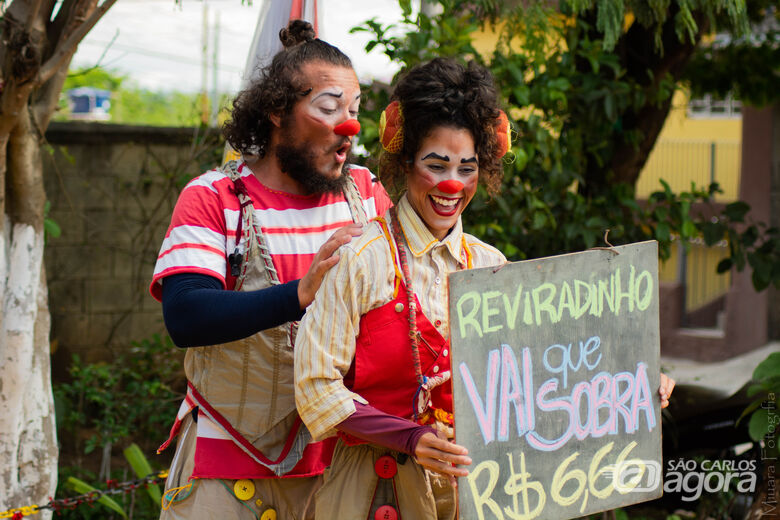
[295,57,674,519]
[294,57,510,519]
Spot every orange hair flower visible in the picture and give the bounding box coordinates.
[495,110,510,158]
[379,101,404,153]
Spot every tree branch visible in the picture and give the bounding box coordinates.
[32,63,69,131]
[36,0,118,86]
[23,0,47,31]
[47,0,80,58]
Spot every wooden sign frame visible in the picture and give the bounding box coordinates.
[448,241,663,520]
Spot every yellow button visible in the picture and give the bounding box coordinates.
[233,479,255,501]
[261,509,277,520]
[394,303,404,312]
[255,499,263,508]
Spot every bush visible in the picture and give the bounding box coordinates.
[53,334,185,519]
[54,334,185,456]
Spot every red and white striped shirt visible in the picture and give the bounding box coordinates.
[151,160,391,479]
[150,160,392,300]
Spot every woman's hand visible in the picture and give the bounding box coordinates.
[659,373,675,409]
[414,431,472,485]
[298,223,363,309]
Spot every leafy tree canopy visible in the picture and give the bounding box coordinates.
[353,0,779,291]
[684,1,780,107]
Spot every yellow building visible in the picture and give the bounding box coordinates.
[636,90,742,202]
[638,90,741,320]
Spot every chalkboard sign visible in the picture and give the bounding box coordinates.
[448,241,662,520]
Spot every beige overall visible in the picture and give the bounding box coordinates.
[315,440,457,520]
[160,162,368,520]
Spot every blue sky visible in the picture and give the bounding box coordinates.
[72,0,404,94]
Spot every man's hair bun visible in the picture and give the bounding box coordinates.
[279,20,316,48]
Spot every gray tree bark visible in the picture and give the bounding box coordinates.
[0,0,117,514]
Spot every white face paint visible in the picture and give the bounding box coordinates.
[281,62,361,179]
[406,126,479,240]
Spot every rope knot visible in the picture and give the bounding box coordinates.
[231,177,250,198]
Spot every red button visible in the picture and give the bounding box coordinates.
[374,455,397,479]
[434,319,442,327]
[375,505,398,520]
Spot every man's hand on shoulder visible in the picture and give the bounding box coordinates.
[298,223,363,309]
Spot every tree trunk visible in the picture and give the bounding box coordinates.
[0,95,57,516]
[578,5,709,197]
[0,1,117,512]
[0,223,55,517]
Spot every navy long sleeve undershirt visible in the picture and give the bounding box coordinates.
[163,275,437,456]
[161,273,304,347]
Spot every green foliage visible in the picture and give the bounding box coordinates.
[353,0,779,290]
[58,66,224,126]
[697,199,780,292]
[64,476,128,518]
[740,352,780,457]
[54,334,185,456]
[56,445,163,520]
[110,89,207,127]
[63,66,127,91]
[43,200,61,242]
[53,336,182,518]
[124,444,162,506]
[685,2,780,107]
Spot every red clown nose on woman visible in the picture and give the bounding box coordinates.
[436,179,464,194]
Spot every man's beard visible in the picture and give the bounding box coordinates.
[276,140,351,195]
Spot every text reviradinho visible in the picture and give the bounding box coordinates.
[455,266,655,339]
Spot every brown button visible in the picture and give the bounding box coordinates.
[374,455,397,479]
[375,505,399,520]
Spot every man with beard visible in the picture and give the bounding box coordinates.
[149,20,391,520]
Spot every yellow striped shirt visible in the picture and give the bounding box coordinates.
[295,195,507,441]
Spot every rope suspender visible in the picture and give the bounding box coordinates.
[386,205,473,424]
[222,160,280,289]
[342,172,369,225]
[221,160,369,290]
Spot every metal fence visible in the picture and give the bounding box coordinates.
[642,139,740,328]
[636,139,741,202]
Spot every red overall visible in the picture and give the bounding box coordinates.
[344,282,452,426]
[342,216,456,441]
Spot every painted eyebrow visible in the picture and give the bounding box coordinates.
[312,91,344,101]
[311,91,361,104]
[460,157,478,164]
[421,152,450,161]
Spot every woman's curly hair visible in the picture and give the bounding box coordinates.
[222,20,352,157]
[379,58,504,200]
